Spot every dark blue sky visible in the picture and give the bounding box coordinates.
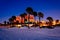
[0,0,60,23]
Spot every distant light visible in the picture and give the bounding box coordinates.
[29,24,33,27]
[16,25,21,27]
[41,20,46,23]
[52,20,56,25]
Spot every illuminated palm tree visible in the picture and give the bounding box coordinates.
[56,19,59,25]
[47,17,53,26]
[32,11,37,21]
[20,14,24,24]
[20,13,27,28]
[26,7,33,28]
[37,12,44,28]
[20,13,27,23]
[23,13,27,23]
[46,17,54,28]
[32,11,37,27]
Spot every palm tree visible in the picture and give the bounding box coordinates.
[20,14,24,24]
[9,18,13,27]
[9,18,13,24]
[56,19,59,25]
[26,7,33,14]
[37,12,44,28]
[23,13,27,23]
[7,22,9,25]
[46,17,54,28]
[9,16,16,24]
[9,16,16,27]
[20,13,27,27]
[32,11,37,27]
[11,16,16,20]
[4,21,6,26]
[9,18,14,27]
[20,13,27,24]
[26,7,33,28]
[32,11,37,21]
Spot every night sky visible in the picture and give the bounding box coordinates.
[0,0,60,23]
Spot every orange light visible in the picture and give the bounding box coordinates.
[16,16,21,23]
[52,20,56,25]
[25,14,34,22]
[41,20,46,23]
